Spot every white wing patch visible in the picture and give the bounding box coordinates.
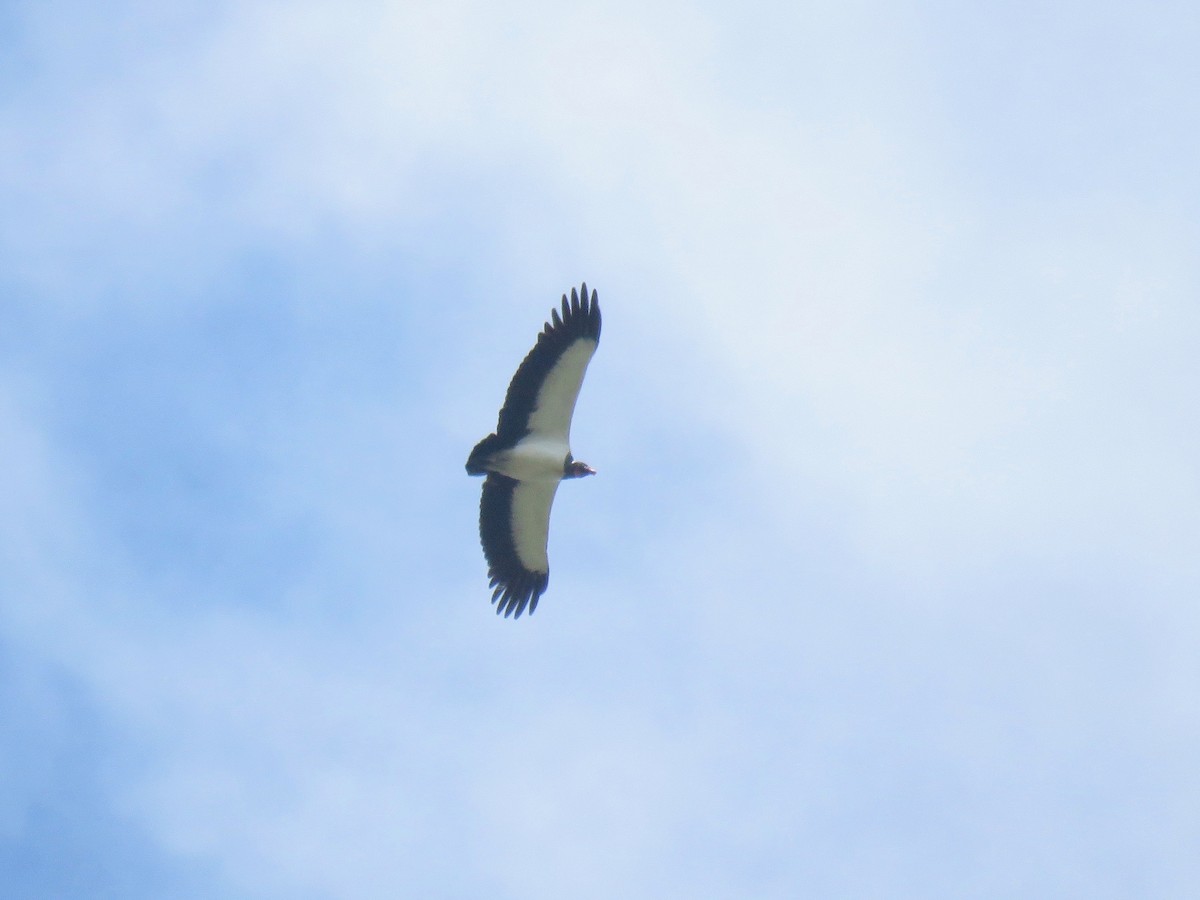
[526,339,598,441]
[509,479,560,574]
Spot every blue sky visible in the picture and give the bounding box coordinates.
[2,1,1198,897]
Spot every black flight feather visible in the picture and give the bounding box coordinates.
[478,473,549,618]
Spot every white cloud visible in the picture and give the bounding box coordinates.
[3,1,1199,897]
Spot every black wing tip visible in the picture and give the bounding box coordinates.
[487,569,549,619]
[546,282,601,341]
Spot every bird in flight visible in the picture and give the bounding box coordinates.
[466,284,602,618]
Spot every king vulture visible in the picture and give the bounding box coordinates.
[466,284,602,618]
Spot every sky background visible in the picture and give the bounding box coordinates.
[2,1,1199,897]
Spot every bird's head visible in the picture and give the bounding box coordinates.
[564,459,596,479]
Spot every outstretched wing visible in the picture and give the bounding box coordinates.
[479,473,559,618]
[494,283,601,443]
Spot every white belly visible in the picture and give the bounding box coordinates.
[489,436,569,482]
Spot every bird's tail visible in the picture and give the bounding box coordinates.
[465,433,503,476]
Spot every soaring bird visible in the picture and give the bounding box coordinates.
[466,284,602,618]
